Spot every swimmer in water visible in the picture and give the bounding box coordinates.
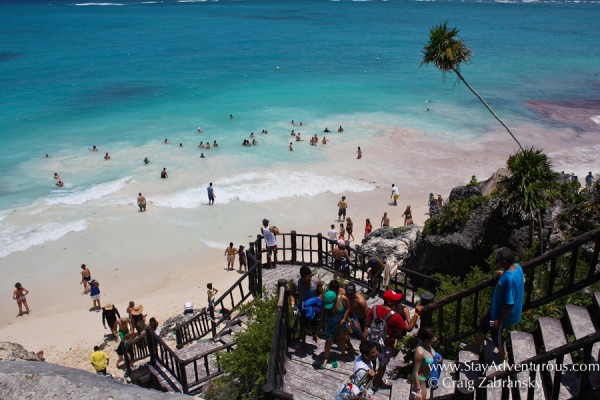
[164,138,169,144]
[197,127,202,133]
[104,152,111,160]
[90,145,98,152]
[54,173,60,181]
[143,157,149,164]
[206,142,211,149]
[252,139,258,145]
[200,153,205,158]
[338,126,343,133]
[198,141,204,148]
[213,140,218,148]
[322,137,328,144]
[56,180,64,188]
[289,142,293,151]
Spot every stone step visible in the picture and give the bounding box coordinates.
[510,331,546,400]
[430,359,456,398]
[147,363,183,393]
[457,350,480,396]
[538,317,579,399]
[565,303,600,390]
[482,339,507,400]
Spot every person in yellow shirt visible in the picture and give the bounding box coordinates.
[89,346,109,375]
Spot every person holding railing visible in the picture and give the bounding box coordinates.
[460,247,524,362]
[261,218,280,269]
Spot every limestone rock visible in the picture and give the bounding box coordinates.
[0,342,42,362]
[357,226,418,263]
[0,360,194,399]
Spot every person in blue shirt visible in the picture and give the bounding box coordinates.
[461,247,524,361]
[586,172,594,191]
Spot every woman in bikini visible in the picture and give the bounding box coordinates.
[403,205,413,226]
[13,282,30,316]
[346,217,354,241]
[411,327,438,400]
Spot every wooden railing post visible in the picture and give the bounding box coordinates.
[291,230,297,264]
[209,303,217,339]
[420,292,435,330]
[317,233,323,267]
[256,234,263,266]
[148,329,157,366]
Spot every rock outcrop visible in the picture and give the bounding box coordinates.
[0,342,43,362]
[0,360,193,399]
[357,226,418,264]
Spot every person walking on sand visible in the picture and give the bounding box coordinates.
[224,242,237,270]
[207,182,216,205]
[102,303,121,341]
[90,280,101,311]
[346,217,355,241]
[80,264,91,294]
[13,282,30,317]
[89,345,110,376]
[391,184,399,206]
[238,245,247,272]
[161,168,168,179]
[261,218,280,269]
[381,212,390,227]
[337,196,348,222]
[403,205,413,226]
[137,193,146,212]
[356,147,362,159]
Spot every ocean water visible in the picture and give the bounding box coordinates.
[1,0,600,258]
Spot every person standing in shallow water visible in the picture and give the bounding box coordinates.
[357,146,362,159]
[137,193,146,212]
[207,182,215,205]
[161,168,168,179]
[13,282,30,317]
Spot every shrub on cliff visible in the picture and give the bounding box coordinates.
[423,195,488,236]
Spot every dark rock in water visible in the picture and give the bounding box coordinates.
[0,360,191,399]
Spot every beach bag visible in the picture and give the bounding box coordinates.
[344,314,363,339]
[340,257,350,276]
[301,297,322,321]
[335,368,375,400]
[430,352,444,390]
[367,306,394,346]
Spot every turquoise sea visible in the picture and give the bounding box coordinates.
[1,0,599,257]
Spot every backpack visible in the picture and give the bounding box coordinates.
[335,368,375,400]
[301,297,322,321]
[367,306,395,346]
[340,256,350,276]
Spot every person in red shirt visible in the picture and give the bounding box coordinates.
[361,290,423,388]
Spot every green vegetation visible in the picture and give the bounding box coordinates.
[497,148,559,253]
[557,178,600,237]
[204,287,284,400]
[422,21,523,150]
[423,195,488,236]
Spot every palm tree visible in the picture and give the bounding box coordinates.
[498,148,559,253]
[422,22,524,151]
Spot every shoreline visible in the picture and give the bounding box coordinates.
[1,120,598,377]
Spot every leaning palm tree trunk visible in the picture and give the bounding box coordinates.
[453,68,524,151]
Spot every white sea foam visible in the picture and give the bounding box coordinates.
[151,170,375,209]
[0,219,88,258]
[199,238,228,249]
[44,177,133,206]
[591,115,600,125]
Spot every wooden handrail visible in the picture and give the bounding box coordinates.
[422,227,600,345]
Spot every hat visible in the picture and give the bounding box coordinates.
[262,218,269,226]
[345,283,356,295]
[132,304,144,315]
[323,291,337,310]
[104,303,113,310]
[338,239,345,247]
[437,193,441,196]
[383,290,402,302]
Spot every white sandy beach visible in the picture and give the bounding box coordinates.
[1,120,598,377]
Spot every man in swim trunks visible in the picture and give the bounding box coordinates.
[391,184,399,206]
[80,264,91,294]
[137,193,146,212]
[207,182,215,205]
[337,196,348,222]
[261,218,280,269]
[224,242,237,270]
[381,212,390,227]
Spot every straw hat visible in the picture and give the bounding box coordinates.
[132,304,144,315]
[104,303,113,310]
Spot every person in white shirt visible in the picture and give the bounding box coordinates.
[354,341,378,382]
[391,184,400,206]
[261,218,280,269]
[327,224,338,241]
